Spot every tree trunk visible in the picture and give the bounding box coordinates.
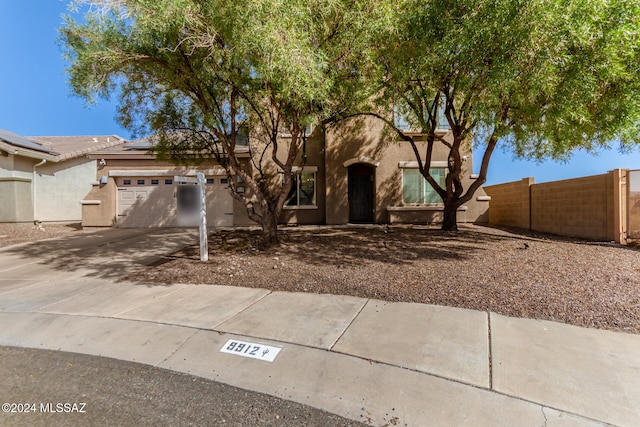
[259,210,280,249]
[442,201,458,231]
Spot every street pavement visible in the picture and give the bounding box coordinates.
[0,346,366,427]
[0,227,639,426]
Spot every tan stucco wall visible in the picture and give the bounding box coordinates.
[325,116,488,224]
[81,158,255,227]
[1,153,98,223]
[80,120,493,228]
[276,128,327,225]
[81,178,118,227]
[0,153,15,177]
[34,157,96,222]
[0,154,33,179]
[0,178,33,222]
[0,154,34,222]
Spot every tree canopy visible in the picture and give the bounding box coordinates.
[61,0,640,236]
[367,0,640,229]
[62,0,375,246]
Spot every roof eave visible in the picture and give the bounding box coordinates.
[12,148,60,162]
[88,151,251,160]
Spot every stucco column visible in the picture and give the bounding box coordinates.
[612,168,628,244]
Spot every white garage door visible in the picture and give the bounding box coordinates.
[117,176,233,227]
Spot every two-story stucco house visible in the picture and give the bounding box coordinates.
[80,116,489,228]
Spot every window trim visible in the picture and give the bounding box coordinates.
[399,161,448,169]
[283,169,318,209]
[280,123,315,138]
[393,97,452,134]
[401,166,447,206]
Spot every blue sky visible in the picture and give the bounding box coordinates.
[0,1,638,185]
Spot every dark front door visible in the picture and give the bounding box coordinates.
[348,164,374,223]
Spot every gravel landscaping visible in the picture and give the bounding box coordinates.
[0,223,89,248]
[129,224,640,334]
[2,222,637,334]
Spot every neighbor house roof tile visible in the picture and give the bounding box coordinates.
[29,135,127,161]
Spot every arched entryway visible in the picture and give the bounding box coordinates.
[348,164,374,223]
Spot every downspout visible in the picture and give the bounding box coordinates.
[33,159,46,222]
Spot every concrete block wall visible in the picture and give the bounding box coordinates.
[484,178,533,229]
[485,170,628,242]
[530,174,611,241]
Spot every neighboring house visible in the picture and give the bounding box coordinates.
[81,116,489,228]
[0,128,126,223]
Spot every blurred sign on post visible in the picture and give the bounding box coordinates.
[174,173,208,261]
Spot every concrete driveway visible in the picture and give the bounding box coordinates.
[0,227,200,282]
[1,228,639,426]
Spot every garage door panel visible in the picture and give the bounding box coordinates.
[117,181,176,227]
[117,176,233,228]
[206,186,233,227]
[120,191,134,200]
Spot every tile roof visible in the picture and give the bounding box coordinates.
[0,129,128,161]
[89,134,250,158]
[0,129,56,156]
[29,135,127,161]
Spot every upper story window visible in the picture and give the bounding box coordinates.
[281,123,314,138]
[394,97,451,132]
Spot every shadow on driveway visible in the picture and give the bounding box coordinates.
[0,228,200,281]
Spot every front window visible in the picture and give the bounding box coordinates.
[402,168,446,204]
[286,172,316,206]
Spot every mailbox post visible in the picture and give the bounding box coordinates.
[174,173,208,262]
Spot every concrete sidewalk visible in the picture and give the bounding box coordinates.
[0,228,639,426]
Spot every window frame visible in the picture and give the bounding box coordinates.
[283,168,318,209]
[400,163,447,205]
[280,123,314,138]
[393,97,451,133]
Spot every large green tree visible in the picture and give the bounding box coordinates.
[61,0,372,247]
[368,0,640,230]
